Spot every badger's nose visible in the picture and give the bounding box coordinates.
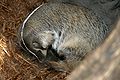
[45,47,59,61]
[50,48,66,61]
[57,50,66,60]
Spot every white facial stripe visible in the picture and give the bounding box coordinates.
[41,50,47,56]
[42,40,48,48]
[52,30,60,49]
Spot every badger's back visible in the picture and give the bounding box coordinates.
[20,2,110,71]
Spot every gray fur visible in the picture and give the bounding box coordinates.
[19,2,111,71]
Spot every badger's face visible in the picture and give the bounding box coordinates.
[34,31,55,49]
[31,31,57,56]
[21,30,57,61]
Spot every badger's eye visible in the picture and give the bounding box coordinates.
[32,41,47,50]
[32,42,40,48]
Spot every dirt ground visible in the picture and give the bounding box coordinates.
[0,0,67,80]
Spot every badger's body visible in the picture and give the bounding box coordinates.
[19,2,110,71]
